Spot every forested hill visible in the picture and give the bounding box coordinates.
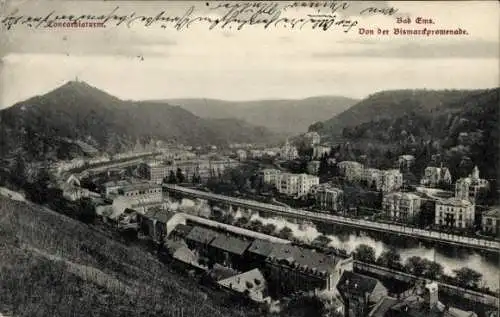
[310,88,499,181]
[0,81,278,161]
[163,96,358,135]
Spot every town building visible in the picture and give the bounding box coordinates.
[482,207,499,235]
[61,174,98,201]
[382,192,422,223]
[111,196,168,220]
[102,180,134,198]
[161,239,199,269]
[276,173,319,198]
[337,271,388,317]
[455,166,490,203]
[313,145,331,159]
[338,161,364,182]
[435,198,475,229]
[142,158,239,184]
[118,182,163,201]
[260,168,281,186]
[368,282,477,317]
[376,169,403,193]
[420,166,452,188]
[264,243,353,294]
[303,131,321,147]
[307,160,321,175]
[362,168,381,188]
[312,183,344,213]
[279,139,299,161]
[217,268,270,303]
[137,208,173,243]
[236,149,247,161]
[208,235,253,269]
[249,150,264,159]
[360,168,403,192]
[184,226,221,257]
[398,154,415,169]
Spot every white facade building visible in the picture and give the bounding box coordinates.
[236,149,247,161]
[313,145,332,159]
[376,169,403,193]
[338,161,364,182]
[455,166,489,203]
[421,166,452,187]
[261,169,282,185]
[279,140,299,161]
[435,198,475,229]
[276,173,319,197]
[312,184,344,212]
[382,192,422,223]
[304,132,321,147]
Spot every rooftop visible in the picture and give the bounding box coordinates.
[483,207,500,219]
[218,268,266,294]
[141,209,174,224]
[208,264,240,282]
[121,182,161,192]
[247,239,282,258]
[185,226,220,245]
[438,198,473,207]
[369,296,399,317]
[385,294,477,317]
[170,224,193,238]
[267,244,342,275]
[210,235,252,255]
[337,271,379,296]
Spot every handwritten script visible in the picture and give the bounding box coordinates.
[0,1,398,32]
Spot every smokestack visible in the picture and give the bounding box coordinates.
[424,282,439,309]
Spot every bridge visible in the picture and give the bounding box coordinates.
[164,184,500,253]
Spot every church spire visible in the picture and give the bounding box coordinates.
[472,165,480,180]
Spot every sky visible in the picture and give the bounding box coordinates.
[0,0,498,108]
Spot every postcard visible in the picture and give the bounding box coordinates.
[0,1,498,317]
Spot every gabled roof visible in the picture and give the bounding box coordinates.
[185,226,220,245]
[369,296,399,317]
[218,268,266,294]
[208,264,239,282]
[337,271,380,295]
[171,224,193,238]
[141,209,173,224]
[247,239,283,258]
[267,244,341,274]
[483,207,500,219]
[209,235,252,255]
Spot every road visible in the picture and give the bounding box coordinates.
[164,184,500,253]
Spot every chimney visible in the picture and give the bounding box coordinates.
[424,282,439,308]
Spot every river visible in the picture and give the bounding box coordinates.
[169,197,500,291]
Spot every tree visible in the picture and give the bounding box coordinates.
[234,217,249,227]
[28,166,53,203]
[376,249,401,269]
[404,256,426,276]
[248,219,263,231]
[278,226,294,240]
[353,244,376,263]
[166,171,177,184]
[261,223,277,235]
[176,168,185,183]
[425,261,444,280]
[12,153,27,189]
[453,267,482,288]
[222,213,235,224]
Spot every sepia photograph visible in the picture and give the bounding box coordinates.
[0,1,498,316]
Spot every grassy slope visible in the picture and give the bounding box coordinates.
[0,197,258,317]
